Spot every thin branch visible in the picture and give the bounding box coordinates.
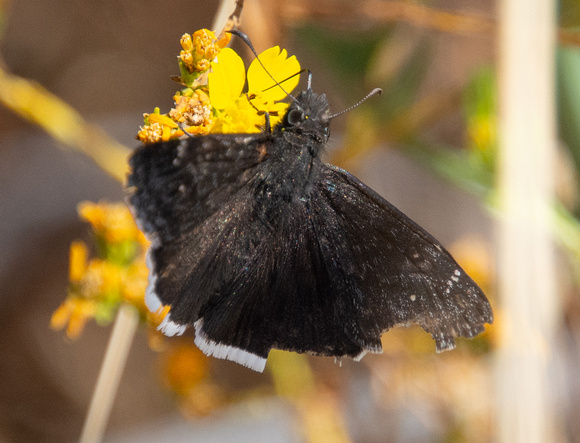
[284,0,580,48]
[495,0,559,441]
[79,305,139,443]
[284,0,494,35]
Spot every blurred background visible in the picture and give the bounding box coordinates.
[0,0,578,441]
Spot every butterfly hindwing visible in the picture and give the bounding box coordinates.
[195,199,381,364]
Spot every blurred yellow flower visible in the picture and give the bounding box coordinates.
[467,114,496,155]
[78,200,146,246]
[121,261,150,303]
[80,259,122,299]
[449,236,494,295]
[160,341,209,396]
[52,200,154,339]
[69,241,88,283]
[51,297,97,339]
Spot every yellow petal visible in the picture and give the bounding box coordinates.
[247,46,301,102]
[78,201,104,231]
[147,113,179,128]
[211,97,264,134]
[69,241,88,282]
[209,48,245,110]
[50,300,72,330]
[66,299,95,339]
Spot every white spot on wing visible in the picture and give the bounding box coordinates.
[194,319,267,373]
[145,286,162,313]
[454,269,461,276]
[353,350,368,362]
[144,239,163,313]
[451,275,459,283]
[125,189,165,315]
[158,315,187,337]
[410,294,417,301]
[177,140,188,158]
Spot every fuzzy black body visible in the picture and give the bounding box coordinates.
[127,89,493,372]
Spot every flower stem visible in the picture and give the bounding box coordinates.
[80,304,139,443]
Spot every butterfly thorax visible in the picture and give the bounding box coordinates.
[274,90,331,153]
[254,90,331,224]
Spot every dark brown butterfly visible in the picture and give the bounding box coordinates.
[127,58,492,372]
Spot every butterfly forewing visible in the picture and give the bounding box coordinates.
[128,133,272,313]
[313,165,493,351]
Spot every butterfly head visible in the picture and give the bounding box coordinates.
[280,89,331,145]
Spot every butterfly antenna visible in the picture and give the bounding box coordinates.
[260,68,307,93]
[228,29,298,103]
[328,88,383,120]
[177,122,194,138]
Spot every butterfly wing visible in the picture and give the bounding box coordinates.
[308,163,493,352]
[127,133,271,319]
[128,136,492,372]
[128,134,372,371]
[192,198,383,371]
[176,162,492,370]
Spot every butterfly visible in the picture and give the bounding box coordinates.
[127,70,493,373]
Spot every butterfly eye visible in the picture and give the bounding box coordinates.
[287,109,304,126]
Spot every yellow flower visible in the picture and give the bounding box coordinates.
[78,200,143,245]
[50,297,97,339]
[208,46,300,133]
[136,26,301,141]
[169,89,214,135]
[137,110,181,143]
[53,200,153,339]
[137,121,164,144]
[208,48,246,110]
[69,241,88,283]
[179,29,231,75]
[121,261,150,304]
[79,259,122,299]
[247,46,301,103]
[467,114,496,154]
[160,341,209,396]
